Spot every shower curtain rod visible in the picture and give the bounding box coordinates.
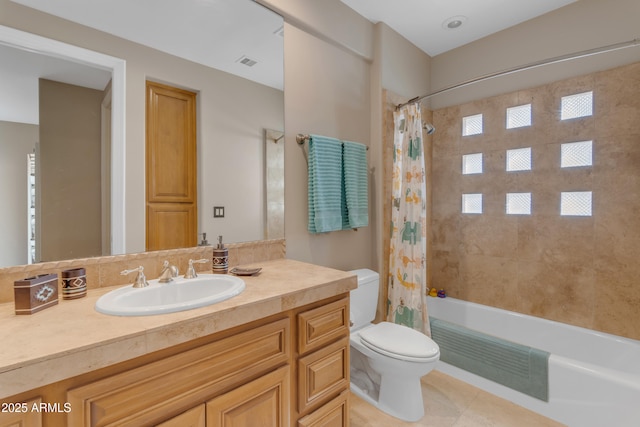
[396,38,640,111]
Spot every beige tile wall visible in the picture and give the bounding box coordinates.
[428,62,640,340]
[0,239,285,305]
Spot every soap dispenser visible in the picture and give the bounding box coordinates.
[212,235,228,274]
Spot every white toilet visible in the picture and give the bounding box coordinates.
[348,269,440,422]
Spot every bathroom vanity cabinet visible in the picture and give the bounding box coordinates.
[66,317,292,426]
[0,260,355,427]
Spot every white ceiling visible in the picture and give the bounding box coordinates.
[341,0,577,56]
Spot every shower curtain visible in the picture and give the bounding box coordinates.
[387,103,431,336]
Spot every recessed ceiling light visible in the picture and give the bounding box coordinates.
[442,15,467,30]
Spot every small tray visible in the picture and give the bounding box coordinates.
[230,267,262,276]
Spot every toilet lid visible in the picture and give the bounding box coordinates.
[359,322,439,362]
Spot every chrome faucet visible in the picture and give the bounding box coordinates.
[184,258,208,279]
[121,266,149,288]
[158,260,179,283]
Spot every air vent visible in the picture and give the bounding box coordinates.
[237,55,257,67]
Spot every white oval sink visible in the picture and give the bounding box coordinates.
[95,274,245,316]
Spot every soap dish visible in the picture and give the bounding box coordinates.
[230,267,262,276]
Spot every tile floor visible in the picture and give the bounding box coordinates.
[350,371,566,427]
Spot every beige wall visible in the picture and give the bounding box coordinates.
[282,23,373,270]
[430,62,640,340]
[39,79,103,261]
[258,0,377,270]
[0,121,37,266]
[262,1,432,272]
[257,0,373,60]
[430,0,640,109]
[378,22,431,101]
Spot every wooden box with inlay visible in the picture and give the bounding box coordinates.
[14,273,59,315]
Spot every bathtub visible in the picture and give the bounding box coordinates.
[426,297,640,427]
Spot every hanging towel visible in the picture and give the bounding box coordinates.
[308,135,344,233]
[342,140,368,228]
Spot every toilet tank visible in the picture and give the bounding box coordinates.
[348,269,380,330]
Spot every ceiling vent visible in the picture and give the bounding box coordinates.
[237,55,257,67]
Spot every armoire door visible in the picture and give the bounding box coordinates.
[146,81,197,251]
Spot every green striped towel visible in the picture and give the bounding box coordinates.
[308,135,344,233]
[342,141,368,228]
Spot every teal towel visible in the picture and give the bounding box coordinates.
[308,135,344,233]
[342,141,368,228]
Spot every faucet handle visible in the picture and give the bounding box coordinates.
[121,266,149,288]
[185,259,208,279]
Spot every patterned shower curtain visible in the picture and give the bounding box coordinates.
[387,103,431,336]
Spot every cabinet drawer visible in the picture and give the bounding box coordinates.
[297,390,349,427]
[67,318,289,427]
[298,336,349,415]
[298,298,349,354]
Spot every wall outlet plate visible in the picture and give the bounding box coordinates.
[213,206,225,218]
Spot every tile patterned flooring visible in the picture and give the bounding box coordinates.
[350,371,566,427]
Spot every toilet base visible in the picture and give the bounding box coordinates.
[377,373,425,422]
[350,375,425,422]
[350,351,427,422]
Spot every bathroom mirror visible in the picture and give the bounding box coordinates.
[0,0,284,268]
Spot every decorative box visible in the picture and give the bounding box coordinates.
[14,273,59,315]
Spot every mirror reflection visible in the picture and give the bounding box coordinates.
[0,0,284,268]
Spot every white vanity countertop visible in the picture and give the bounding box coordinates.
[0,258,357,399]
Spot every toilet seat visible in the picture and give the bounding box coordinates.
[359,322,439,362]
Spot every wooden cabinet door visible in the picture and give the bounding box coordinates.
[0,397,42,427]
[206,366,290,427]
[146,81,197,251]
[146,202,196,252]
[156,404,205,427]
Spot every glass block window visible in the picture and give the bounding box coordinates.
[506,104,532,129]
[462,114,483,136]
[506,192,531,215]
[561,91,593,120]
[561,141,592,168]
[462,153,483,174]
[462,193,483,214]
[506,147,532,171]
[561,191,592,216]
